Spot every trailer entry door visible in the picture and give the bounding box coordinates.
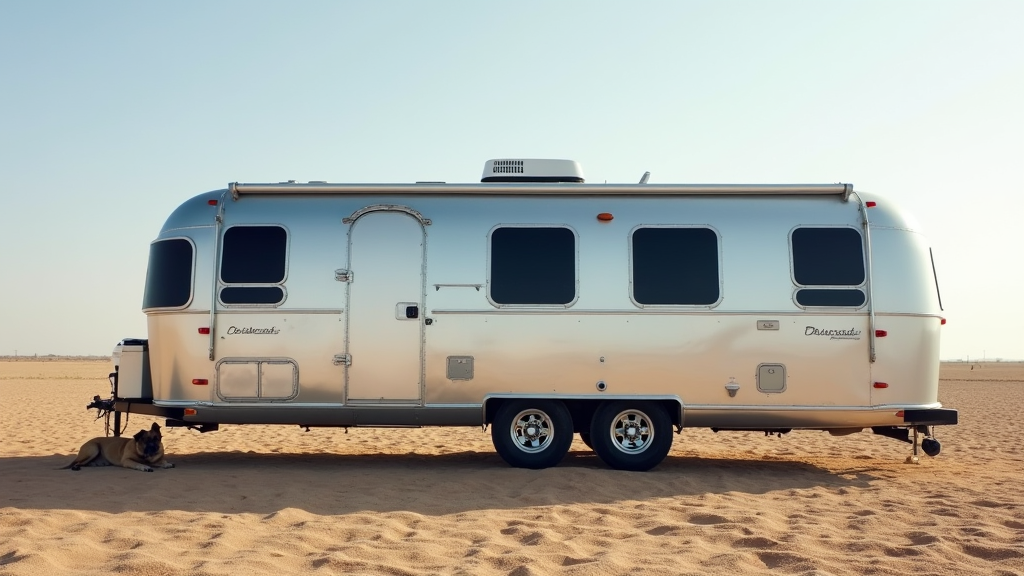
[346,211,425,403]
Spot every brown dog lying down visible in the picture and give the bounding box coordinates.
[61,422,175,472]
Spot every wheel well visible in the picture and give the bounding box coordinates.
[484,398,682,432]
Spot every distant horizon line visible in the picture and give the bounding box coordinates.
[1,355,1022,363]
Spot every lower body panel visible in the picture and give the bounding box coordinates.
[143,400,954,430]
[682,403,946,429]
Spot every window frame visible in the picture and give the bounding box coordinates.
[628,224,724,309]
[486,224,580,308]
[142,237,196,312]
[217,224,290,308]
[788,225,867,309]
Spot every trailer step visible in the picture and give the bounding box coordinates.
[903,408,958,426]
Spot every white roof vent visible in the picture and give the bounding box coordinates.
[481,159,585,183]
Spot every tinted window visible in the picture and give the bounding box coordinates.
[221,226,287,284]
[143,239,193,309]
[632,227,720,305]
[220,286,285,305]
[791,228,864,286]
[490,227,575,305]
[795,289,866,307]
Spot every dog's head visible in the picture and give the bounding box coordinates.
[132,423,164,460]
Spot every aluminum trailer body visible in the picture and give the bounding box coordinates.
[106,159,956,470]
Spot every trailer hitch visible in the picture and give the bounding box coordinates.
[86,395,115,418]
[86,394,128,437]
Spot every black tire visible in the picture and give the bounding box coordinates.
[578,432,594,450]
[589,401,673,471]
[491,400,573,469]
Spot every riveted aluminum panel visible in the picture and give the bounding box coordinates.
[261,361,298,399]
[218,361,259,399]
[757,364,787,393]
[446,356,474,380]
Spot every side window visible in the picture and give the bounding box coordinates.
[143,238,195,310]
[220,226,287,305]
[489,226,576,305]
[790,227,865,307]
[631,227,721,306]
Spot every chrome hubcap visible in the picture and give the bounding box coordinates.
[511,409,553,453]
[611,410,652,454]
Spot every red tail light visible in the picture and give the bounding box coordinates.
[873,382,889,389]
[865,201,877,208]
[192,379,208,386]
[208,199,218,206]
[875,330,887,337]
[198,327,210,335]
[941,318,947,325]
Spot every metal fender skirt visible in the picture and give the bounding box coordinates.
[903,408,958,426]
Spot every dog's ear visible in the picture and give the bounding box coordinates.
[134,429,147,441]
[150,422,161,432]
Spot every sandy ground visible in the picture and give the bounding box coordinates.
[1,361,1022,576]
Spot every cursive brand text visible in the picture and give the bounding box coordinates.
[804,326,862,340]
[227,326,281,335]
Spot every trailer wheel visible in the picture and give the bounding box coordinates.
[590,401,673,471]
[491,400,573,469]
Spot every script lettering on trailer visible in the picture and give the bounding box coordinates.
[226,326,281,335]
[804,326,862,341]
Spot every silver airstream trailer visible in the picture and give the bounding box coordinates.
[93,159,957,471]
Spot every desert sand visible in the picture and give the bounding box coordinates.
[1,360,1022,576]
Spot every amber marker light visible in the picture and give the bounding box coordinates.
[192,379,208,385]
[184,409,197,416]
[597,213,614,222]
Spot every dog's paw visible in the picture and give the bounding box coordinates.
[163,463,175,469]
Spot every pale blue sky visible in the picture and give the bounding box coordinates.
[1,2,1021,359]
